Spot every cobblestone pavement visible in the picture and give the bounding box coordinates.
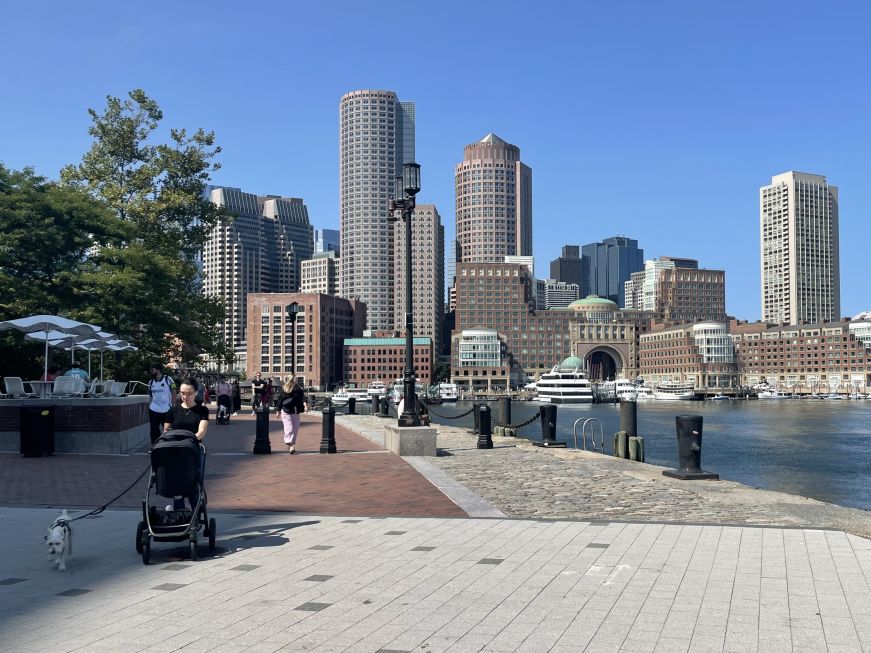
[3,507,871,652]
[341,416,871,540]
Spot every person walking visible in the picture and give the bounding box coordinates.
[147,363,176,445]
[263,378,274,411]
[215,376,232,422]
[275,374,307,454]
[231,379,241,416]
[251,372,266,412]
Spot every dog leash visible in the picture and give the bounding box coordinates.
[67,463,152,523]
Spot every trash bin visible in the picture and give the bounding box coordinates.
[20,405,55,457]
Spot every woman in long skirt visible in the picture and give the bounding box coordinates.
[274,374,308,453]
[231,380,242,416]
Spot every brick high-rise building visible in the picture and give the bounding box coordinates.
[339,90,415,332]
[761,171,840,325]
[455,134,532,263]
[202,186,313,361]
[393,204,444,356]
[300,252,338,295]
[454,262,572,380]
[246,293,365,389]
[623,256,725,324]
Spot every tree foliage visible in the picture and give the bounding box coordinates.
[61,89,232,369]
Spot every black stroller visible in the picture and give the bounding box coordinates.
[216,394,232,424]
[136,430,216,564]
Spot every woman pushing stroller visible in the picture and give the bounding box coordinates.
[163,378,208,509]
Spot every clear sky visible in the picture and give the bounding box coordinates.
[3,1,870,321]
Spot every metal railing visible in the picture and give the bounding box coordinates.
[573,417,605,452]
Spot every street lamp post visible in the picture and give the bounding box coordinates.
[286,301,300,380]
[389,162,421,427]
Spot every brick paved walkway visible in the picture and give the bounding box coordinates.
[0,412,465,517]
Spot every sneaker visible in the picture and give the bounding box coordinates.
[289,446,295,455]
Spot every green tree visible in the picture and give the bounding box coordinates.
[61,89,231,368]
[434,361,451,384]
[0,164,129,377]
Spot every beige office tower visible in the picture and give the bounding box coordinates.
[455,134,532,263]
[761,172,840,325]
[339,89,415,331]
[202,186,313,359]
[301,253,338,295]
[393,204,444,356]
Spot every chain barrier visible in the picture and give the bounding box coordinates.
[427,405,476,420]
[493,411,541,429]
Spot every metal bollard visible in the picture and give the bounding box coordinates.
[498,397,511,428]
[620,399,637,437]
[371,395,379,416]
[252,406,271,454]
[381,396,390,417]
[472,402,481,435]
[348,397,356,415]
[320,404,337,454]
[535,404,566,447]
[663,415,718,480]
[477,405,493,449]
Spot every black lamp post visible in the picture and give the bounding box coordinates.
[286,301,300,380]
[389,162,421,427]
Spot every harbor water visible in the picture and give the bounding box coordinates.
[428,399,871,512]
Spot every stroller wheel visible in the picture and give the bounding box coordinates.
[141,535,151,565]
[189,536,198,561]
[135,521,145,554]
[208,518,216,550]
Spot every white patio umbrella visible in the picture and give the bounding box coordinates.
[0,315,101,380]
[25,330,118,376]
[41,335,132,380]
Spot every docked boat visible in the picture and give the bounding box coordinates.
[332,387,369,403]
[535,356,594,404]
[367,381,388,397]
[616,382,655,402]
[757,390,788,400]
[437,383,458,402]
[389,378,424,404]
[652,382,696,401]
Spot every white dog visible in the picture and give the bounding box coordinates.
[45,510,73,571]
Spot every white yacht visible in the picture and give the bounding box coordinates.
[333,387,369,403]
[389,378,424,404]
[367,381,388,398]
[652,381,696,401]
[757,389,788,400]
[438,383,458,402]
[613,380,654,402]
[535,357,594,404]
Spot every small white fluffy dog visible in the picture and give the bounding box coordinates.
[45,510,73,571]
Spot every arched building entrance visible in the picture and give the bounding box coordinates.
[583,346,624,381]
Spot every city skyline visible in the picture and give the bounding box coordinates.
[2,2,870,321]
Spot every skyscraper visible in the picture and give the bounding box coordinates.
[314,228,340,255]
[550,245,584,290]
[581,236,644,307]
[339,89,415,331]
[455,133,532,263]
[393,204,444,357]
[202,186,313,359]
[623,256,726,323]
[760,171,840,325]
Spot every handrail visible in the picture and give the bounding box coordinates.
[573,417,604,452]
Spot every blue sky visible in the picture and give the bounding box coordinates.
[3,1,870,320]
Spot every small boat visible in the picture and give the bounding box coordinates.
[652,382,696,401]
[437,383,458,402]
[367,381,388,397]
[710,394,731,401]
[333,387,369,403]
[757,390,788,400]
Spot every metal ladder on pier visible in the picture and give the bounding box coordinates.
[573,418,605,453]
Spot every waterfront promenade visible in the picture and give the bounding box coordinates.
[0,411,870,651]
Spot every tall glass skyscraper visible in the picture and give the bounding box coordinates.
[339,90,415,331]
[581,236,644,307]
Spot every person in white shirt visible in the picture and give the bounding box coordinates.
[147,363,176,444]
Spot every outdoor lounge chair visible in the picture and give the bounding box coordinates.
[109,381,128,397]
[49,376,80,398]
[3,377,37,398]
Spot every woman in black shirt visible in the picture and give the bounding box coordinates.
[164,378,209,440]
[162,378,209,510]
[275,374,307,453]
